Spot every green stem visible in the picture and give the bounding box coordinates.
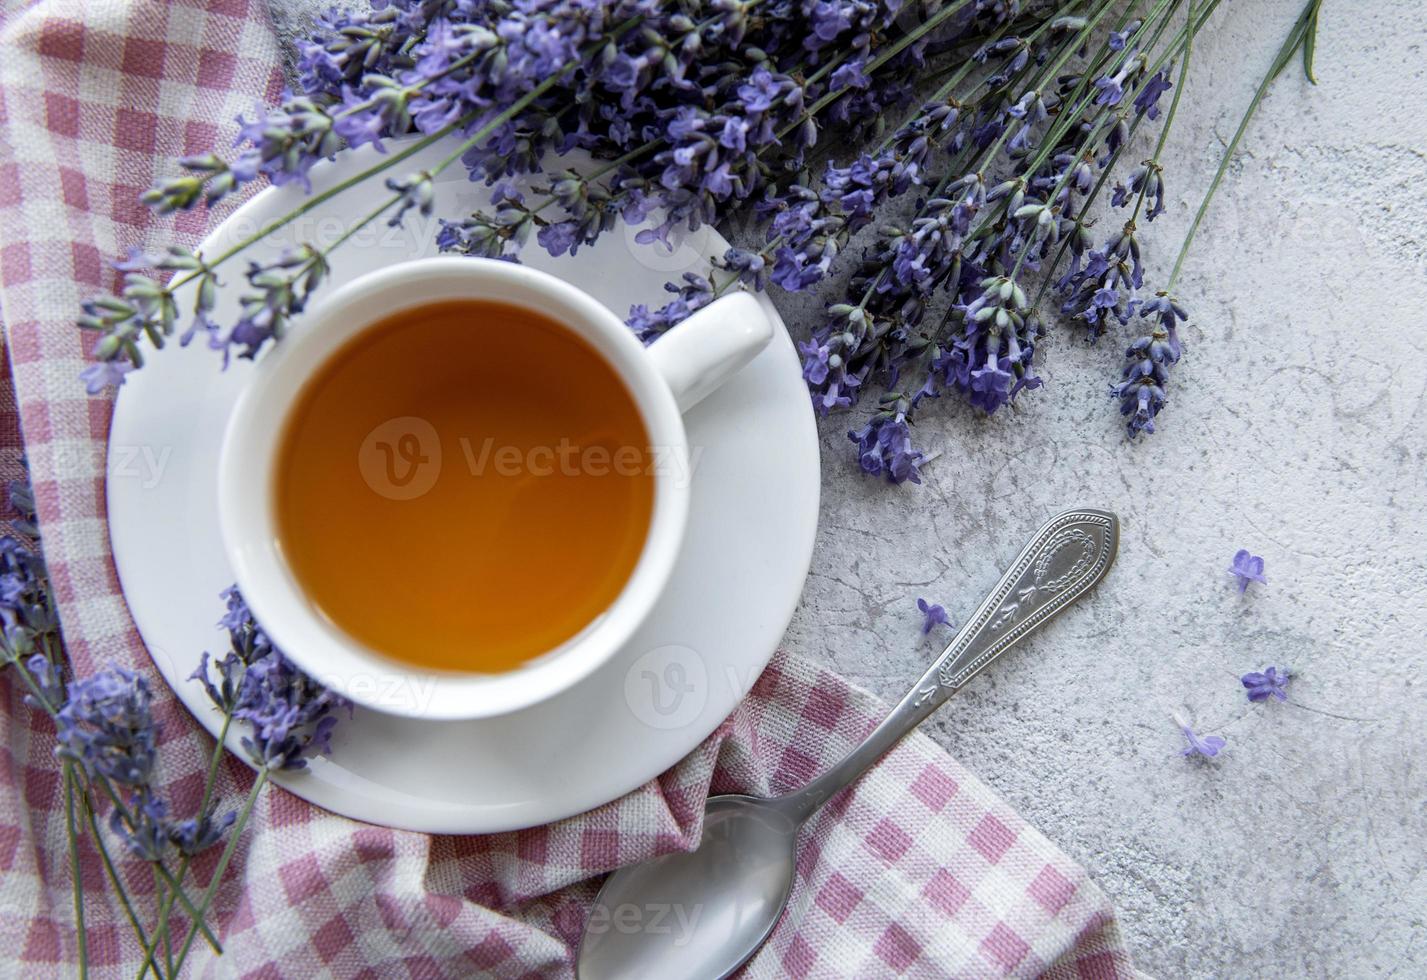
[896,0,1127,299]
[203,120,471,274]
[975,0,1122,181]
[170,768,271,975]
[93,779,222,954]
[1016,0,1173,182]
[77,790,164,980]
[146,19,637,301]
[11,636,211,975]
[1027,0,1223,310]
[149,867,164,978]
[1167,0,1316,287]
[1008,0,1189,280]
[846,0,1111,313]
[526,8,983,229]
[867,10,1026,158]
[4,650,58,714]
[161,867,175,978]
[1146,0,1224,77]
[331,196,401,255]
[64,763,89,978]
[138,708,235,980]
[1128,0,1198,224]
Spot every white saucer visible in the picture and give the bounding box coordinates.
[106,138,820,833]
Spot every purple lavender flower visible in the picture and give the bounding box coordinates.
[333,78,413,151]
[624,274,716,345]
[1061,229,1144,342]
[1228,549,1267,592]
[55,666,158,789]
[1107,291,1188,437]
[141,152,259,212]
[295,4,417,95]
[0,534,52,655]
[3,473,242,867]
[0,480,58,663]
[8,477,38,539]
[1241,666,1289,703]
[1108,21,1141,51]
[849,411,925,484]
[24,653,64,712]
[111,793,169,861]
[232,93,341,192]
[917,598,949,634]
[166,810,239,857]
[1093,73,1127,107]
[1175,713,1226,759]
[384,170,436,227]
[194,586,350,772]
[1111,331,1172,437]
[76,246,222,386]
[1094,55,1146,109]
[537,220,582,258]
[438,182,534,260]
[1139,294,1188,357]
[216,246,330,363]
[1133,71,1174,120]
[721,248,768,291]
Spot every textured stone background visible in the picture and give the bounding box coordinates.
[270,3,1427,976]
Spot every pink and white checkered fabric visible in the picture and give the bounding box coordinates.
[0,1,1140,976]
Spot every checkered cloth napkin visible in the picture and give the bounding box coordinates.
[0,1,1141,976]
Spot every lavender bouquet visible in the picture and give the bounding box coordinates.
[79,0,1324,483]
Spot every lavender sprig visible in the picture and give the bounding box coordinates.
[83,2,654,372]
[1175,711,1226,759]
[151,587,351,975]
[0,475,227,977]
[3,471,352,976]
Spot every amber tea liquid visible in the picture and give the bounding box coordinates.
[274,299,654,674]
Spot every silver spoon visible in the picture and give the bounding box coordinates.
[577,508,1119,980]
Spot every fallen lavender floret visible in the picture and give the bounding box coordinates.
[1228,549,1267,593]
[1241,666,1289,703]
[1174,712,1226,759]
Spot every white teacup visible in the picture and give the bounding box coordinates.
[217,257,773,720]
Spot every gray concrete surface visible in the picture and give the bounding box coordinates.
[270,2,1427,976]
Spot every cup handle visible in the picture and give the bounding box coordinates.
[646,292,775,412]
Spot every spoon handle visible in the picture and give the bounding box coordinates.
[777,508,1119,822]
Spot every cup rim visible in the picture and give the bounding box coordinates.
[217,257,691,721]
